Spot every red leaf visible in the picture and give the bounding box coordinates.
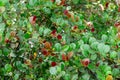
[33,16,36,21]
[64,10,69,15]
[57,34,62,40]
[81,58,90,67]
[51,62,57,67]
[41,48,49,56]
[91,28,95,32]
[114,22,120,27]
[44,41,51,49]
[29,16,36,25]
[67,52,73,60]
[105,2,109,8]
[5,38,10,43]
[39,58,43,63]
[62,54,68,61]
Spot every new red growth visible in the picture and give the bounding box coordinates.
[51,62,57,67]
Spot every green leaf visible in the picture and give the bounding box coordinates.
[72,74,78,80]
[3,48,10,56]
[64,74,70,80]
[109,39,115,45]
[72,0,79,4]
[82,36,89,43]
[5,64,12,72]
[44,1,53,8]
[101,34,108,42]
[91,42,99,50]
[56,66,61,72]
[54,43,61,51]
[61,71,66,76]
[62,45,69,52]
[61,62,65,70]
[88,49,95,54]
[96,70,105,80]
[55,18,67,27]
[1,0,8,3]
[112,68,120,77]
[82,73,90,80]
[49,67,57,75]
[98,43,110,56]
[117,41,120,47]
[88,63,96,70]
[105,71,112,75]
[0,23,5,34]
[97,43,104,53]
[29,0,37,6]
[0,6,5,13]
[24,32,31,39]
[27,23,32,32]
[15,61,23,70]
[39,27,44,35]
[110,51,117,59]
[81,44,90,56]
[57,27,62,33]
[43,28,51,36]
[14,74,20,80]
[69,43,76,51]
[43,7,51,14]
[82,50,89,57]
[104,66,111,73]
[81,44,90,51]
[90,54,97,60]
[38,78,44,80]
[103,45,110,53]
[0,0,8,6]
[77,40,84,48]
[32,32,39,39]
[0,49,2,56]
[0,2,4,6]
[89,37,96,44]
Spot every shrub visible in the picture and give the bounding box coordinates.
[0,0,120,80]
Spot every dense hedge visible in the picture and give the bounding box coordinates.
[0,0,120,80]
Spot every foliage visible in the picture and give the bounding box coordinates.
[0,0,120,80]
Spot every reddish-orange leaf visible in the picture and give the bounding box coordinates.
[62,54,68,61]
[67,51,74,60]
[44,41,51,49]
